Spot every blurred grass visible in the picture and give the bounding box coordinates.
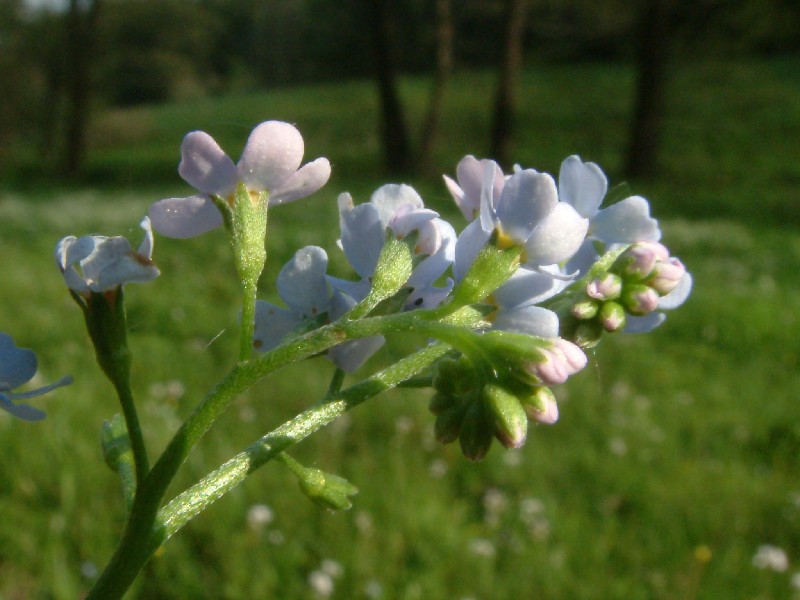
[0,56,799,599]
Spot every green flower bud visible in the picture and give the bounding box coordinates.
[519,386,558,424]
[298,468,359,512]
[458,401,494,462]
[434,403,468,444]
[571,319,604,349]
[571,298,600,320]
[621,283,660,316]
[598,301,627,332]
[484,384,528,449]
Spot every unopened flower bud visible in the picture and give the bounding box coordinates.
[527,338,587,386]
[484,385,528,449]
[613,241,669,280]
[519,386,558,424]
[598,301,626,332]
[298,468,359,511]
[434,404,467,444]
[429,391,458,416]
[647,258,686,295]
[621,283,660,315]
[458,401,494,461]
[571,299,599,320]
[572,319,603,348]
[586,273,622,301]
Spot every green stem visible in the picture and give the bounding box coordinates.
[157,341,450,541]
[239,277,258,362]
[87,310,479,599]
[113,374,150,486]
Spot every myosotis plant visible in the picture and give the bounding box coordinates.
[1,120,691,597]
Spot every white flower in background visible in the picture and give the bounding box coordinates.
[0,332,72,421]
[55,217,159,294]
[752,544,789,572]
[149,120,331,238]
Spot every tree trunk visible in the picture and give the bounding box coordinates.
[63,0,101,177]
[368,0,413,175]
[490,0,527,168]
[625,0,670,179]
[416,0,453,172]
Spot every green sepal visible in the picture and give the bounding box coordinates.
[297,468,359,511]
[350,232,415,319]
[226,183,268,286]
[484,384,528,449]
[449,230,521,309]
[79,288,132,387]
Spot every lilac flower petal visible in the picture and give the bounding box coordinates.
[0,333,37,389]
[658,272,692,309]
[178,131,238,195]
[493,267,568,308]
[56,235,95,271]
[591,196,661,243]
[253,300,302,352]
[277,246,331,317]
[389,208,439,242]
[479,161,501,233]
[327,276,371,303]
[137,217,155,258]
[6,375,72,400]
[407,278,454,310]
[523,203,589,267]
[339,195,385,278]
[454,218,491,281]
[624,312,666,333]
[149,195,224,239]
[237,121,304,191]
[370,184,424,228]
[443,175,468,220]
[269,158,331,205]
[565,239,600,278]
[497,170,558,243]
[328,336,386,372]
[558,155,607,218]
[0,395,46,421]
[493,305,560,338]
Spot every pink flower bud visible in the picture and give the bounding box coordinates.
[647,258,686,295]
[621,284,660,315]
[616,241,669,280]
[521,387,559,424]
[599,301,626,332]
[586,273,622,300]
[528,338,587,385]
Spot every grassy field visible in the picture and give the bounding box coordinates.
[1,57,799,599]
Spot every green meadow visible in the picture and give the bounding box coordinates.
[1,57,799,599]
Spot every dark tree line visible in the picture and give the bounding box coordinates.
[0,0,797,179]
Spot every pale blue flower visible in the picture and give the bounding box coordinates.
[149,121,331,238]
[334,185,455,310]
[253,246,384,372]
[0,333,72,421]
[56,217,160,294]
[558,155,660,244]
[453,160,589,278]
